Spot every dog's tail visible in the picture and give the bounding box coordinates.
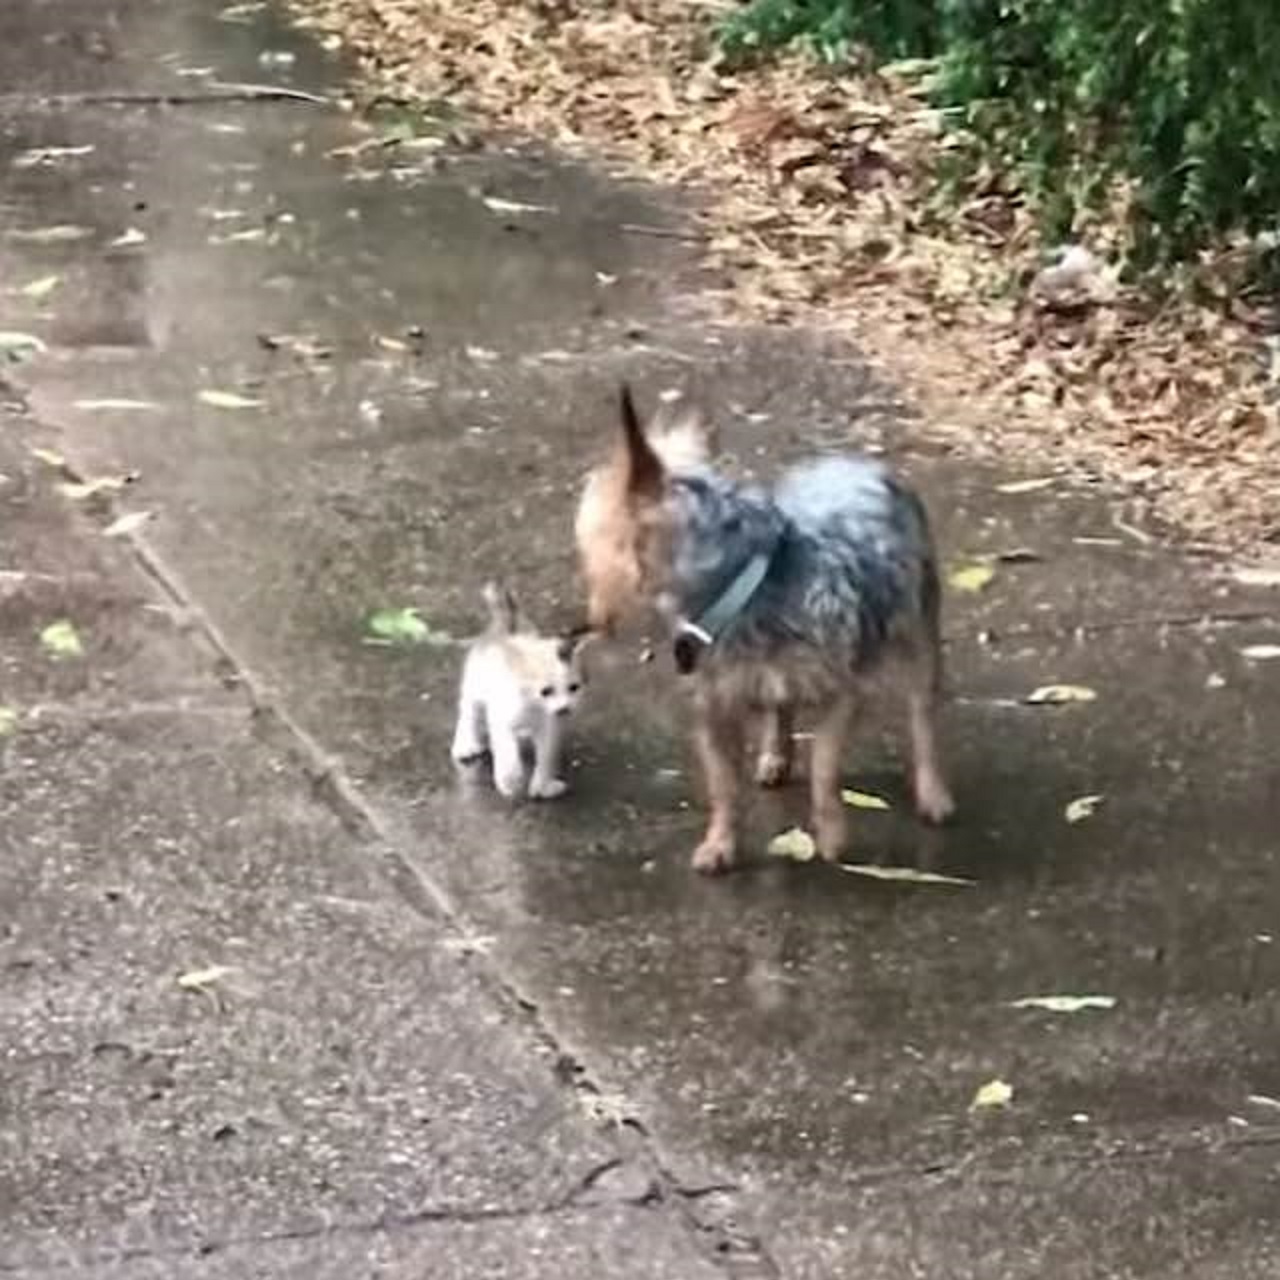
[481,581,524,636]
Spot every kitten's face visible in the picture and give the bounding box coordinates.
[529,637,587,719]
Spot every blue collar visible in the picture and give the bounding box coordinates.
[672,548,775,673]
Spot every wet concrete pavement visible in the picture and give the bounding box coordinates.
[4,1,1280,1276]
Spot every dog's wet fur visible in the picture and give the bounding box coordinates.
[575,385,954,873]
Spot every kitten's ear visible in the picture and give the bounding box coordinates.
[618,384,663,501]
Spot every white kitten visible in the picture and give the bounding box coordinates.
[450,583,589,800]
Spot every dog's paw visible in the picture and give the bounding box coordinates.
[691,834,737,875]
[814,812,848,863]
[754,750,792,788]
[914,773,956,825]
[494,765,527,799]
[529,776,568,800]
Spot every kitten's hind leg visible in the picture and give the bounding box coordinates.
[450,690,488,764]
[528,714,568,800]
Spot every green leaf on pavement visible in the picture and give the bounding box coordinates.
[365,607,451,647]
[970,1078,1013,1110]
[949,562,996,593]
[841,788,891,811]
[40,619,83,659]
[766,827,817,862]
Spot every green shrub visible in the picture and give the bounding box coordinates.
[717,0,1280,272]
[718,0,941,62]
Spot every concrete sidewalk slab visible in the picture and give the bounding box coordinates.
[0,420,725,1277]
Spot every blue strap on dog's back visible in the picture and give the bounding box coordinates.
[673,549,774,674]
[697,551,772,638]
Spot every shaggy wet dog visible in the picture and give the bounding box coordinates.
[575,386,954,873]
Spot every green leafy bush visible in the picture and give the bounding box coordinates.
[718,0,941,62]
[717,0,1280,272]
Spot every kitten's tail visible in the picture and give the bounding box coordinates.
[481,581,524,636]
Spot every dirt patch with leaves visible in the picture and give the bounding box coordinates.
[286,0,1280,555]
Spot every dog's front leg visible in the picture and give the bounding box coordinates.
[811,695,855,862]
[754,704,794,788]
[691,702,744,874]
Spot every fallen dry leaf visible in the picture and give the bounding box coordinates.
[18,274,61,300]
[1026,684,1097,705]
[28,446,66,469]
[198,389,265,409]
[995,477,1056,495]
[103,510,152,538]
[970,1078,1013,1110]
[59,473,134,500]
[1241,644,1280,661]
[481,195,556,216]
[73,398,160,412]
[0,706,18,737]
[839,863,974,886]
[766,827,817,862]
[1232,567,1280,588]
[949,562,996,593]
[7,224,92,244]
[177,964,238,990]
[110,228,147,248]
[12,145,94,169]
[1009,994,1116,1013]
[209,227,267,245]
[1064,794,1104,823]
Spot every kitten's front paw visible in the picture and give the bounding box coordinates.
[529,776,568,800]
[494,764,527,798]
[451,744,487,766]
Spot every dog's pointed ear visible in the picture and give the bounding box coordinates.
[619,384,663,500]
[651,394,718,465]
[557,624,599,664]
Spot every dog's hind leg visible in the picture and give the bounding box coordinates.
[754,704,794,788]
[906,636,955,825]
[691,701,746,874]
[811,695,855,862]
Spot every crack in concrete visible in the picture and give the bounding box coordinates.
[17,698,243,723]
[0,83,333,110]
[0,1174,648,1275]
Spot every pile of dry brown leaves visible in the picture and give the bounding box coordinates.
[287,0,1280,552]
